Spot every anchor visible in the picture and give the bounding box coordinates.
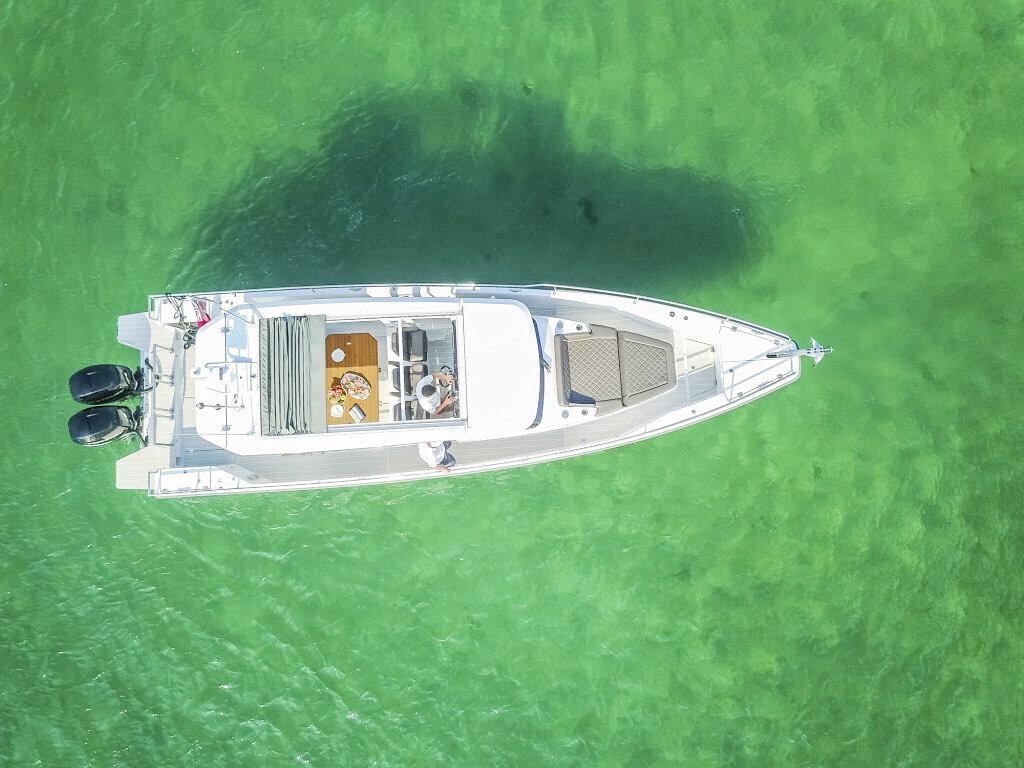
[766,338,834,367]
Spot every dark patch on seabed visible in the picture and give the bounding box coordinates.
[177,84,764,293]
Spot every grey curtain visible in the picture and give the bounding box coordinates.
[259,315,327,435]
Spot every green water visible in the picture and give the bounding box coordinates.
[2,1,1022,765]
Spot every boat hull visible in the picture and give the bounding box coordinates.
[109,284,803,497]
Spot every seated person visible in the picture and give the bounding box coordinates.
[415,370,456,416]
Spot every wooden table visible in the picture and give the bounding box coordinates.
[325,333,380,425]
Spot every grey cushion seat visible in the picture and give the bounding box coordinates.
[390,329,427,362]
[391,362,428,395]
[555,325,623,414]
[617,331,676,406]
[392,401,416,421]
[554,324,677,412]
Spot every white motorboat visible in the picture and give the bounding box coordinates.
[68,284,831,497]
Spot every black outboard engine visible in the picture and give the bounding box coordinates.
[68,406,140,446]
[69,364,144,405]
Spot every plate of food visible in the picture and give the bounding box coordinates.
[340,371,371,400]
[328,382,347,406]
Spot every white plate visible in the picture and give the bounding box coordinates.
[331,348,346,363]
[330,403,344,418]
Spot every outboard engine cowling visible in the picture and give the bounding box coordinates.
[69,364,143,405]
[68,406,139,446]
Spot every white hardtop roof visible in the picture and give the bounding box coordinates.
[192,297,540,454]
[460,299,541,438]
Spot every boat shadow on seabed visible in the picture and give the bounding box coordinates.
[174,82,766,293]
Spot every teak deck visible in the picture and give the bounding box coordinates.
[325,333,379,425]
